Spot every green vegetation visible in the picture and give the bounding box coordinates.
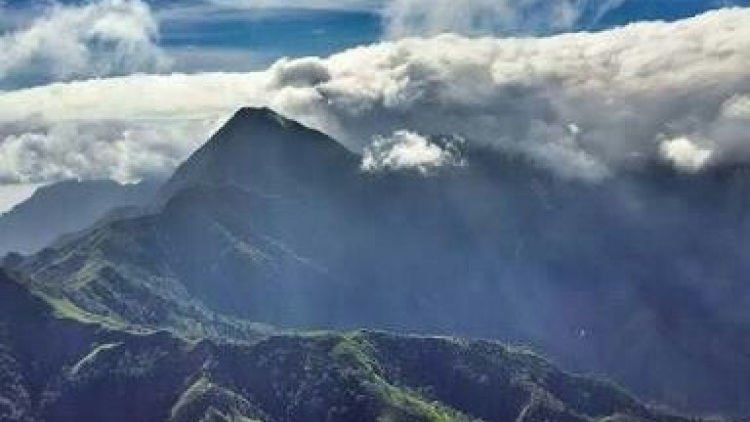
[0,269,690,422]
[330,334,471,422]
[37,292,127,329]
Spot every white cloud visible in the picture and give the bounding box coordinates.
[659,137,713,173]
[362,130,465,174]
[0,0,169,89]
[0,8,749,184]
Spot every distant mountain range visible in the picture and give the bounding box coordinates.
[0,179,159,256]
[4,107,749,419]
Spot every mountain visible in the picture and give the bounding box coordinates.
[0,179,160,256]
[12,107,750,416]
[0,269,687,422]
[159,106,359,200]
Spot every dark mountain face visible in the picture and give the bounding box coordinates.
[0,269,681,422]
[0,179,159,256]
[14,107,750,416]
[159,107,359,200]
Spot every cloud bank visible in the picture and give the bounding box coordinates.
[0,0,168,89]
[0,7,749,184]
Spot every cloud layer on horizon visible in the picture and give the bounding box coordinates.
[0,7,749,184]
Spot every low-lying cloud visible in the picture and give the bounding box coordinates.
[0,7,749,184]
[659,137,713,173]
[361,131,465,174]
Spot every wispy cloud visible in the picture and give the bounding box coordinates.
[381,0,630,38]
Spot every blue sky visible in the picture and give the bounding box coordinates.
[158,7,381,71]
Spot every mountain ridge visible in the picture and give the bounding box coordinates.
[0,268,686,422]
[0,179,160,256]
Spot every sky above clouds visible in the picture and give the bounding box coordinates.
[1,0,750,211]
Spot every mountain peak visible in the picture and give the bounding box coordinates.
[231,106,287,123]
[158,107,358,201]
[215,106,300,141]
[210,106,345,150]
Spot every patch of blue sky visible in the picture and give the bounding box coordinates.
[160,8,381,61]
[589,0,750,29]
